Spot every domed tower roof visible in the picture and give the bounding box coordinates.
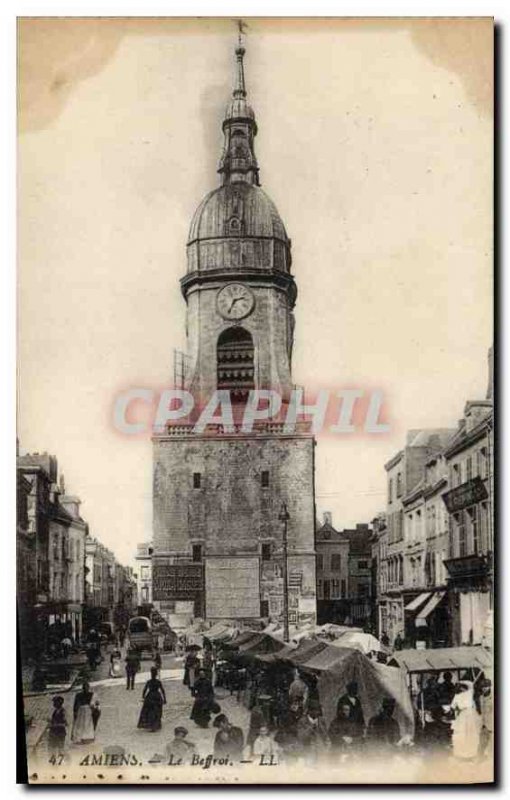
[184,39,292,279]
[188,183,289,246]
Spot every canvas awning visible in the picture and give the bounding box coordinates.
[404,592,432,612]
[388,646,492,673]
[316,648,415,739]
[415,592,446,626]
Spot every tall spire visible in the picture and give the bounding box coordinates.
[234,44,247,98]
[218,25,260,186]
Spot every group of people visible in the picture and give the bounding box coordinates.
[417,671,493,760]
[47,681,102,753]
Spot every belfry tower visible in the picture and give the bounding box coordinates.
[152,38,316,626]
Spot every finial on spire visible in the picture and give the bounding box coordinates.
[233,19,247,98]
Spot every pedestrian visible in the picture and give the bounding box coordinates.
[288,668,309,711]
[125,647,140,690]
[381,632,390,647]
[71,681,100,744]
[296,702,330,761]
[47,696,67,756]
[165,726,197,765]
[202,648,214,683]
[183,650,200,693]
[137,666,167,732]
[213,714,245,761]
[119,627,126,648]
[450,682,481,760]
[153,647,162,677]
[246,701,267,754]
[275,698,303,762]
[252,724,280,762]
[478,679,493,760]
[336,681,365,735]
[437,671,456,706]
[366,697,400,754]
[190,669,217,729]
[109,646,122,678]
[329,700,364,755]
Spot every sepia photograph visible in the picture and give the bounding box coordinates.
[16,16,494,785]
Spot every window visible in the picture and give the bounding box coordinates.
[388,478,393,503]
[456,512,466,557]
[323,579,331,599]
[193,472,201,489]
[341,579,346,597]
[396,473,403,498]
[316,554,323,571]
[192,544,203,563]
[261,543,272,561]
[217,327,255,400]
[331,553,341,571]
[331,579,340,598]
[478,448,488,480]
[140,565,149,580]
[261,470,270,488]
[260,600,269,618]
[358,560,368,569]
[467,506,479,553]
[466,456,473,482]
[317,580,323,599]
[452,463,461,488]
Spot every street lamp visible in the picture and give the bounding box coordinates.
[278,502,290,642]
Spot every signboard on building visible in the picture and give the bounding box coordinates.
[442,477,488,514]
[205,557,260,619]
[152,563,203,601]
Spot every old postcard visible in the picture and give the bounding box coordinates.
[17,17,494,784]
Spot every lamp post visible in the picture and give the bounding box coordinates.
[279,502,290,642]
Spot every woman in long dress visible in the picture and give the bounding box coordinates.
[137,667,167,732]
[190,669,216,728]
[450,681,482,760]
[71,681,100,744]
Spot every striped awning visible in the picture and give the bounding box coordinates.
[404,592,432,612]
[416,591,446,625]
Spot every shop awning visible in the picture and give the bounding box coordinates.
[415,591,446,626]
[404,592,432,612]
[388,646,492,673]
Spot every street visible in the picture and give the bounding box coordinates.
[26,645,250,778]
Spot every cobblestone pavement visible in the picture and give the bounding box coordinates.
[27,654,251,776]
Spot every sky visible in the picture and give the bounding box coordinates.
[17,18,493,566]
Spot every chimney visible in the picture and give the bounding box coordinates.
[323,511,332,526]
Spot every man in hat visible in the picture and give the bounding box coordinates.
[296,701,330,761]
[213,714,245,761]
[336,681,365,738]
[165,726,196,765]
[366,697,400,753]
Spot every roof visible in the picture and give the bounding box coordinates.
[388,646,492,673]
[188,182,288,246]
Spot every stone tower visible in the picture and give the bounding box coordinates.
[152,40,316,626]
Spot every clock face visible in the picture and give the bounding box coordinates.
[217,283,255,320]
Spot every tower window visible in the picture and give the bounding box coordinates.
[261,470,270,488]
[217,327,254,401]
[261,543,271,561]
[192,544,203,563]
[193,472,201,489]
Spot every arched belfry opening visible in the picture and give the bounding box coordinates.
[217,327,255,400]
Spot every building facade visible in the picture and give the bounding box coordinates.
[315,513,350,624]
[134,542,153,610]
[152,42,316,627]
[381,429,454,645]
[443,399,493,645]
